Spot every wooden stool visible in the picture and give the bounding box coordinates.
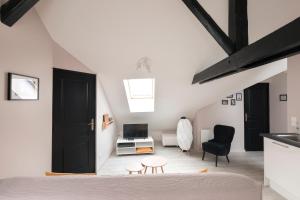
[126,163,144,175]
[141,156,167,174]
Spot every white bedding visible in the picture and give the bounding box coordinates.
[0,173,262,200]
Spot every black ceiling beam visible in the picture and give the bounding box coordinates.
[192,17,300,84]
[229,0,248,51]
[182,0,235,55]
[1,0,39,27]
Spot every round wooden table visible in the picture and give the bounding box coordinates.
[141,156,167,174]
[126,163,144,175]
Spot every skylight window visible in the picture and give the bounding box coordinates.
[123,78,155,112]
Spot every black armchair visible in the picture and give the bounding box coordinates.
[202,125,235,167]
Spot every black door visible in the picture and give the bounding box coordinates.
[53,68,96,173]
[244,83,269,151]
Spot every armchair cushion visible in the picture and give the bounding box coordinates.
[202,142,227,155]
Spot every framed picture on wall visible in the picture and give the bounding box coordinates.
[231,99,236,106]
[227,94,233,98]
[279,94,287,101]
[222,100,228,105]
[7,73,39,100]
[236,93,242,101]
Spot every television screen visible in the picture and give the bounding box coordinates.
[123,124,148,139]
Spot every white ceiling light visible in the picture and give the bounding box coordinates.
[123,78,155,113]
[136,57,152,73]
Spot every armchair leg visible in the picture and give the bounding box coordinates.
[226,155,230,163]
[215,156,218,167]
[202,151,206,160]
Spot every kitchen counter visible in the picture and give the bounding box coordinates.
[261,133,300,148]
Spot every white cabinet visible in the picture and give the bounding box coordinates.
[264,138,300,200]
[116,137,154,155]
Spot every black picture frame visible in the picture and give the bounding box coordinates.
[231,99,236,106]
[236,93,243,101]
[7,73,39,100]
[227,94,233,98]
[222,99,228,105]
[279,94,287,101]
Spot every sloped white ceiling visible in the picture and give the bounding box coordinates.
[35,0,299,130]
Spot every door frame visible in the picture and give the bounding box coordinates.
[52,68,97,173]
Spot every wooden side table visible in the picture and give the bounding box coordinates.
[141,156,167,174]
[126,163,144,175]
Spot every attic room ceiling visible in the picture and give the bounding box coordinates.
[35,0,300,130]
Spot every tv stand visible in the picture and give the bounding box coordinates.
[116,137,154,155]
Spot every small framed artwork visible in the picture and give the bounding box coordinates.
[231,99,236,106]
[7,73,39,100]
[222,100,229,105]
[279,94,287,101]
[236,93,242,101]
[227,94,233,98]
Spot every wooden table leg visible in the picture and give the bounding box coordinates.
[161,166,164,173]
[144,166,148,174]
[129,171,132,175]
[152,167,154,174]
[138,170,142,174]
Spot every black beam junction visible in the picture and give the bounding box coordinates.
[182,0,235,55]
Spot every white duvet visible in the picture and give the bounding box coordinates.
[0,173,262,200]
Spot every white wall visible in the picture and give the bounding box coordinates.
[96,80,117,170]
[0,11,116,177]
[193,93,245,152]
[193,72,288,152]
[267,73,288,133]
[287,55,300,132]
[53,42,92,73]
[0,10,53,178]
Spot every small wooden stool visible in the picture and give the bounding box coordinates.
[141,156,167,174]
[126,163,144,175]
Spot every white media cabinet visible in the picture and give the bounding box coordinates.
[116,137,154,155]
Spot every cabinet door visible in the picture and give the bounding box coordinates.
[285,144,300,197]
[264,138,300,198]
[264,138,290,184]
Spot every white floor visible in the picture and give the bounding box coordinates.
[99,143,285,200]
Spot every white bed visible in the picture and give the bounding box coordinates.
[0,173,262,200]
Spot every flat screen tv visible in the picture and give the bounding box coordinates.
[123,124,148,139]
